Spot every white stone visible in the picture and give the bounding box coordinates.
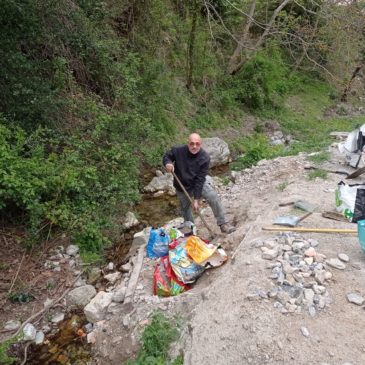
[51,312,65,324]
[87,331,97,344]
[4,320,21,331]
[347,293,364,305]
[326,258,346,270]
[104,272,121,284]
[122,211,139,229]
[84,291,113,323]
[300,326,310,337]
[35,331,45,345]
[129,227,151,256]
[66,245,79,256]
[23,323,37,341]
[121,262,132,272]
[113,286,127,303]
[66,285,97,307]
[338,253,349,262]
[107,262,114,271]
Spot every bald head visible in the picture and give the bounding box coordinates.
[188,133,202,154]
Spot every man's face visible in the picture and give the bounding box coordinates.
[188,135,202,154]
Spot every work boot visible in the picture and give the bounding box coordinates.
[220,223,236,234]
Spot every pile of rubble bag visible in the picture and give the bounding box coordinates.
[146,223,227,297]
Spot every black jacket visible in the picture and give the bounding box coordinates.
[163,145,210,199]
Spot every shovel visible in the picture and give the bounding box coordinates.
[274,200,316,227]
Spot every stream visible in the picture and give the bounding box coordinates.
[25,165,230,364]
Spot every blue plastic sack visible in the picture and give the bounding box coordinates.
[147,228,170,258]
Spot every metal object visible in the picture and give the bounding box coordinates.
[171,170,215,239]
[273,211,313,227]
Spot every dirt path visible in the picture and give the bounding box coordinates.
[94,145,365,365]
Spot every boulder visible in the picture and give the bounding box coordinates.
[84,291,113,323]
[23,323,37,341]
[66,245,79,256]
[128,227,151,256]
[144,171,175,194]
[122,212,139,229]
[202,137,231,167]
[66,285,97,307]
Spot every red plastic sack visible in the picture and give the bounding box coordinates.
[153,256,190,297]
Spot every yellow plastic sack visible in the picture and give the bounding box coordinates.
[185,236,216,264]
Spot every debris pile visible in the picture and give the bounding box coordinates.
[250,233,343,316]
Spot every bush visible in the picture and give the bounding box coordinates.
[235,48,292,110]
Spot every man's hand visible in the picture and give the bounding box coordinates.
[193,199,200,211]
[165,163,174,173]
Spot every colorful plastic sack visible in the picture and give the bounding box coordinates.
[185,235,216,264]
[147,228,170,258]
[169,243,205,284]
[153,256,189,297]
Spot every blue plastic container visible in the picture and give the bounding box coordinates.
[357,220,365,253]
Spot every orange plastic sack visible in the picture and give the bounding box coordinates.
[185,236,216,264]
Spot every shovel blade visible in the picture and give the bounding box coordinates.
[273,215,300,227]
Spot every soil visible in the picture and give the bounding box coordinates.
[92,143,365,365]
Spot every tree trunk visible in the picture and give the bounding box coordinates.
[230,0,291,75]
[341,66,362,102]
[227,0,256,75]
[186,0,198,90]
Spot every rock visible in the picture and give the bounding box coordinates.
[144,172,175,194]
[107,262,114,271]
[304,257,313,265]
[202,137,231,167]
[338,253,349,262]
[88,268,102,285]
[51,312,65,324]
[346,293,364,305]
[120,262,132,273]
[304,289,315,306]
[35,331,45,345]
[308,306,316,317]
[308,239,319,248]
[66,245,79,256]
[23,323,37,341]
[129,227,151,256]
[4,319,21,331]
[66,285,97,307]
[112,286,127,303]
[301,327,310,337]
[304,247,316,257]
[153,191,165,198]
[122,211,139,229]
[84,291,113,323]
[262,247,279,260]
[326,258,346,270]
[104,272,121,284]
[87,331,97,344]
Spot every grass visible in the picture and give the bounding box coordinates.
[307,169,328,180]
[125,312,182,365]
[276,182,289,192]
[307,151,330,164]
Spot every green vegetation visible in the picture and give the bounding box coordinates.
[125,312,181,365]
[307,152,331,165]
[276,182,289,192]
[308,169,328,180]
[0,0,364,255]
[0,337,18,365]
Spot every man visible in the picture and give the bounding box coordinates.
[163,133,236,234]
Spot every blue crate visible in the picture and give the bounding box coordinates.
[357,220,365,253]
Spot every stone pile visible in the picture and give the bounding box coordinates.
[250,233,343,316]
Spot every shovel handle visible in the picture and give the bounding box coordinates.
[170,170,215,238]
